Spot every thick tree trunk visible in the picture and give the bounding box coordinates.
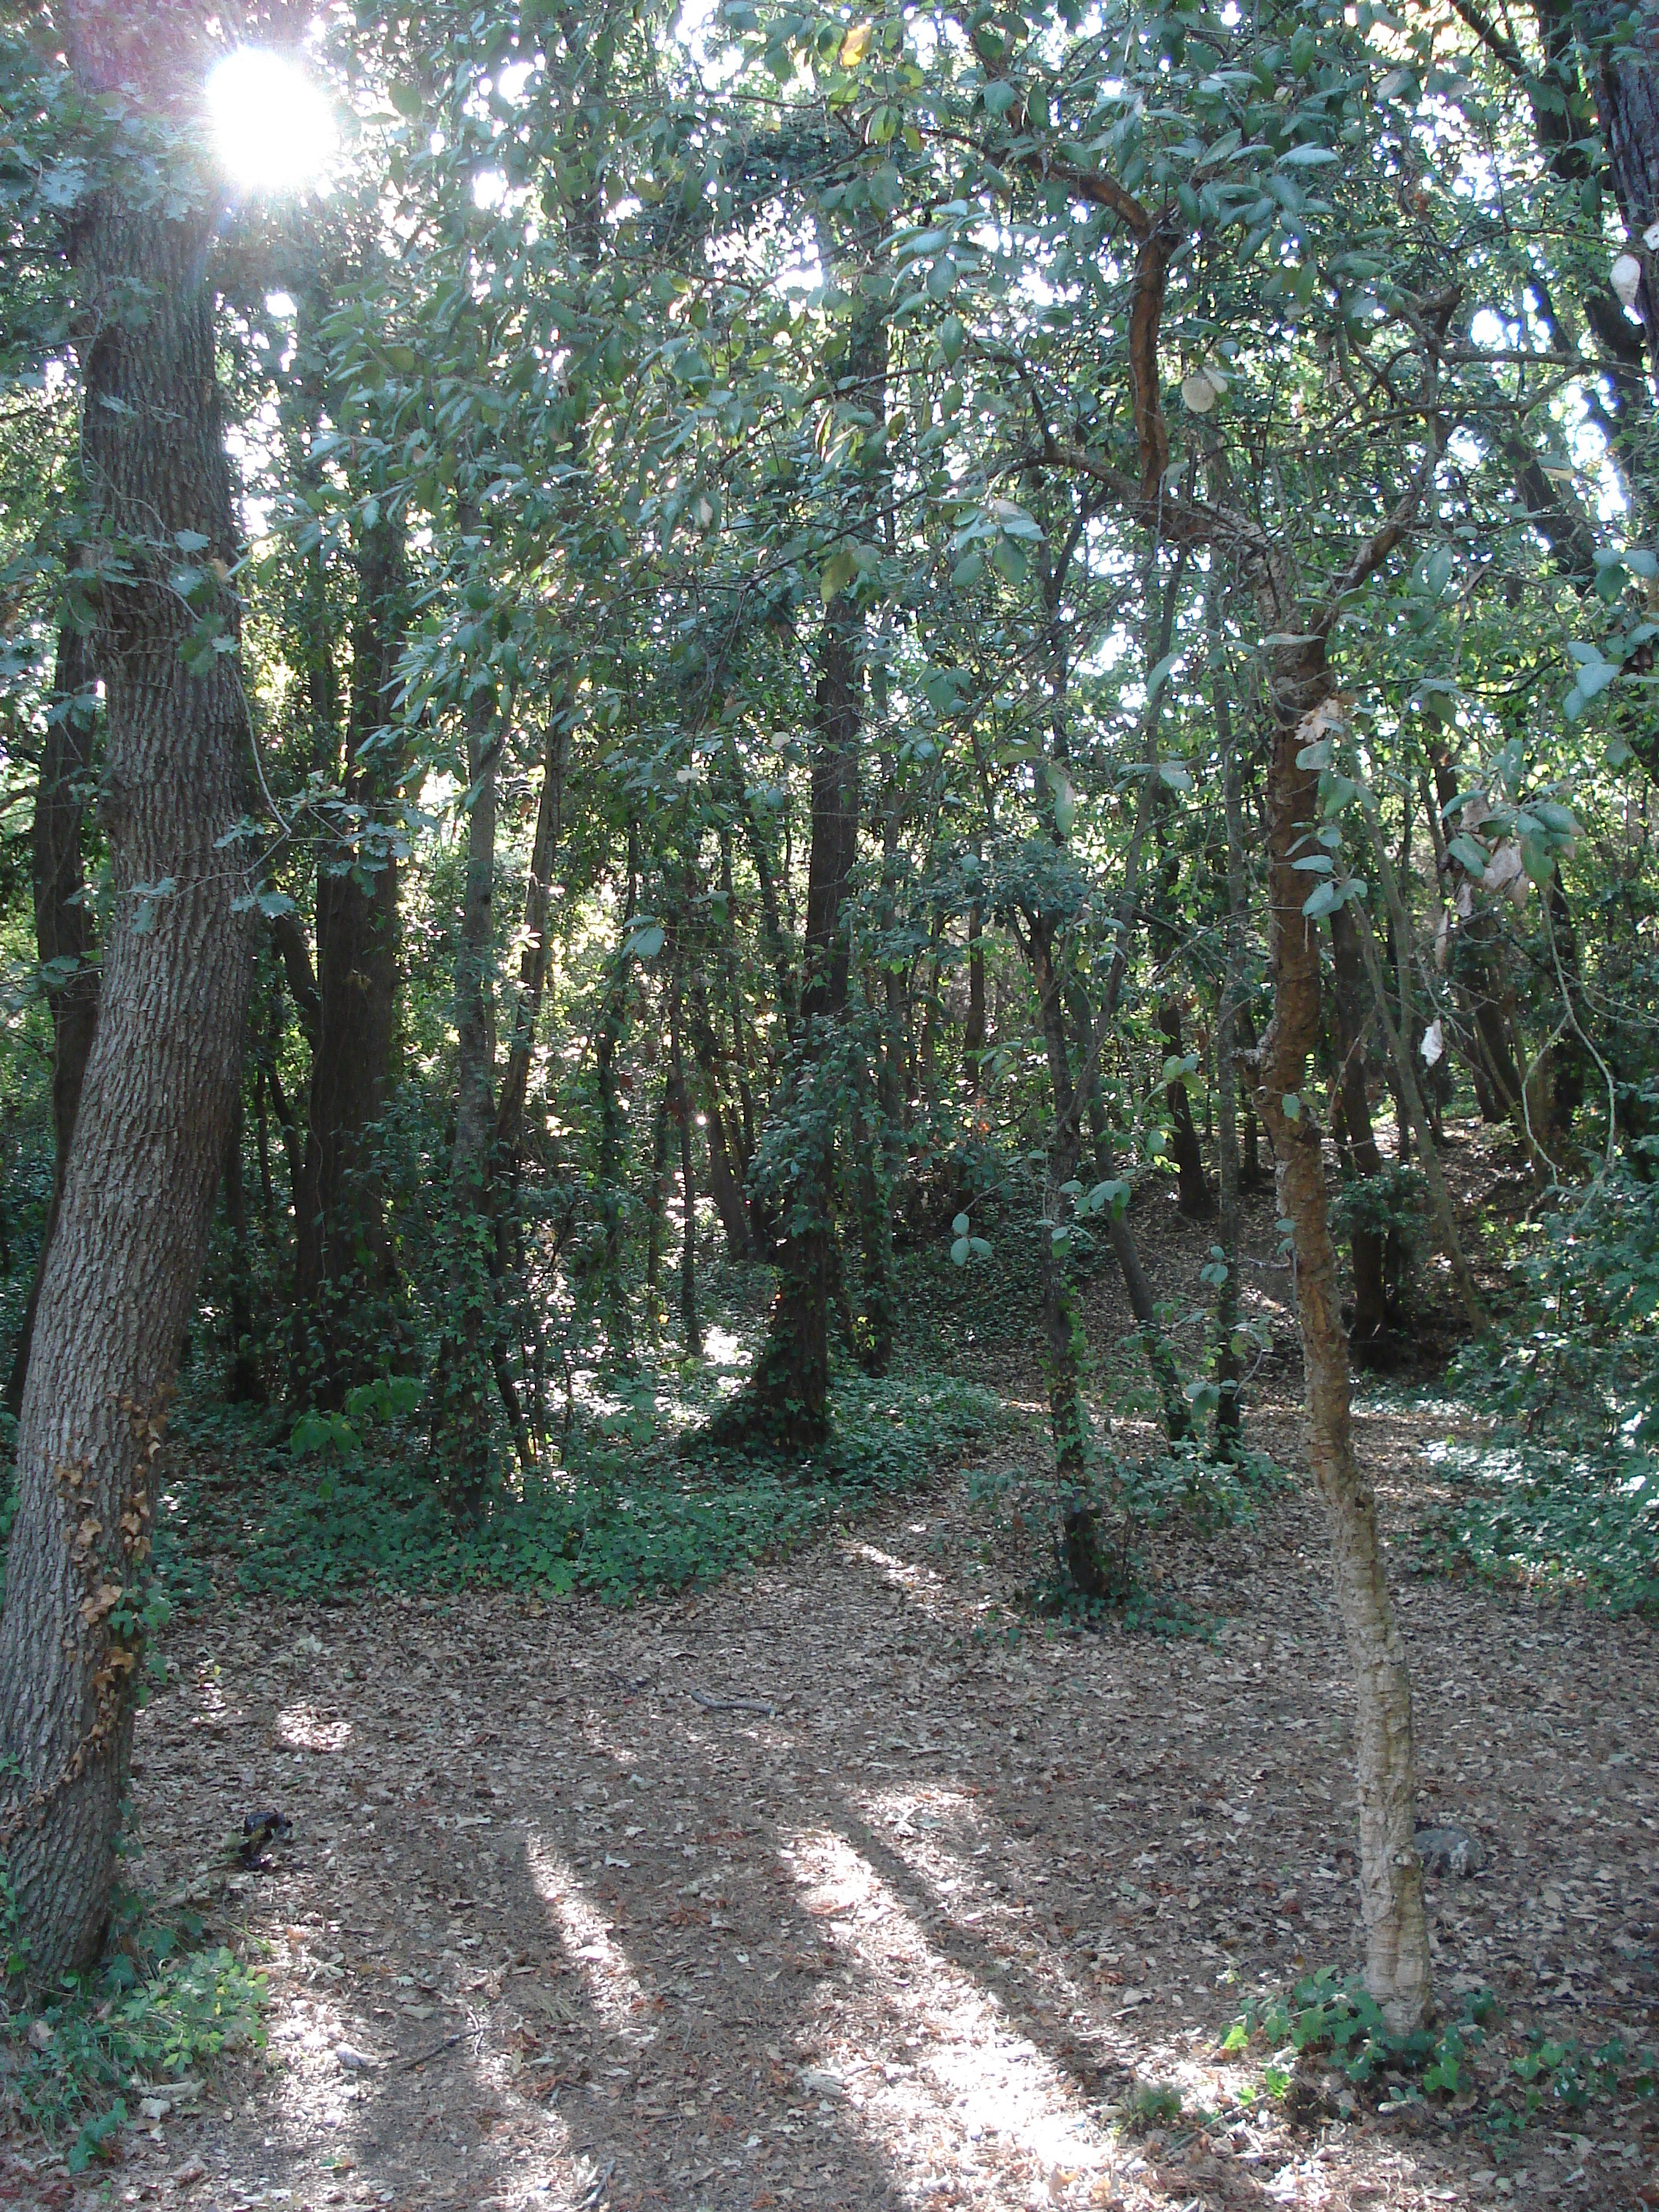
[1252,670,1430,2034]
[6,619,101,1418]
[0,101,255,1980]
[292,519,407,1401]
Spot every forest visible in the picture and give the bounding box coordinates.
[0,0,1657,2203]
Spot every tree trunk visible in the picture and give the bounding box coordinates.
[1591,0,1659,374]
[1070,993,1191,1442]
[1251,670,1430,2034]
[292,518,407,1402]
[494,697,571,1168]
[669,976,701,1357]
[1029,919,1090,1498]
[683,967,754,1262]
[1211,594,1247,1448]
[1329,901,1392,1350]
[964,899,987,1093]
[1157,998,1216,1218]
[225,1089,262,1404]
[644,1088,670,1310]
[0,64,255,1979]
[722,600,862,1445]
[714,294,883,1447]
[430,667,501,1508]
[6,617,101,1418]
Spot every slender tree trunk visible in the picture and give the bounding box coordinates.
[430,665,502,1508]
[0,53,255,1978]
[494,698,570,1168]
[669,976,701,1357]
[225,1089,262,1404]
[292,518,408,1401]
[1157,997,1216,1217]
[1251,668,1430,2034]
[1029,919,1090,1498]
[683,968,753,1261]
[6,619,101,1418]
[715,291,884,1447]
[593,914,636,1365]
[964,899,986,1093]
[850,1063,896,1376]
[644,1086,670,1312]
[1212,595,1247,1448]
[1329,902,1392,1349]
[1070,993,1191,1441]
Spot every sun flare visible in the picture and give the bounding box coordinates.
[206,49,336,195]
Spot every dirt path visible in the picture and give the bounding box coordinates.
[22,1381,1652,2212]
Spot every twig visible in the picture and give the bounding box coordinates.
[688,1688,776,1716]
[399,2031,463,2072]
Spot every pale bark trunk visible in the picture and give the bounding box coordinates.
[0,78,255,1978]
[1252,657,1430,2034]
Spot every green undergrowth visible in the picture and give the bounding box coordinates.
[177,1368,999,1605]
[1225,1965,1658,2136]
[969,1434,1289,1635]
[1,1895,267,2171]
[1407,1168,1659,1613]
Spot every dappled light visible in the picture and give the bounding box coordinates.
[3,0,1658,2203]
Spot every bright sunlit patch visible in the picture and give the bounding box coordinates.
[525,1833,654,2038]
[207,49,336,195]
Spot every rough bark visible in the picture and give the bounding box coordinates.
[5,617,101,1418]
[0,22,255,1978]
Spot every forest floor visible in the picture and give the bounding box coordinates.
[9,1133,1659,2212]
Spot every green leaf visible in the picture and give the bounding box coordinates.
[952,1213,970,1236]
[1446,833,1488,877]
[1282,1093,1302,1121]
[820,548,859,602]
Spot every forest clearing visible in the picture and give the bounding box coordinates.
[3,0,1659,2205]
